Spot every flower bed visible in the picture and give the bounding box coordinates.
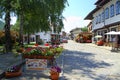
[22,45,64,59]
[5,65,22,78]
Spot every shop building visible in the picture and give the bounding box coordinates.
[85,0,120,42]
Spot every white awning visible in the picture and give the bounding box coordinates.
[106,31,119,35]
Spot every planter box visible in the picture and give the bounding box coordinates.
[22,55,55,66]
[5,70,22,78]
[22,55,54,59]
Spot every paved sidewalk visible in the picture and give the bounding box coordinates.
[62,40,120,80]
[85,43,112,50]
[0,53,23,79]
[0,41,120,80]
[0,52,64,80]
[85,43,120,53]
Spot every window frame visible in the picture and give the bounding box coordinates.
[110,4,114,17]
[116,1,120,15]
[102,11,105,22]
[98,14,101,23]
[96,16,98,24]
[105,7,109,19]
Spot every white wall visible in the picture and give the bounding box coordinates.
[35,31,51,43]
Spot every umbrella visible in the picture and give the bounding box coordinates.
[95,35,102,38]
[106,31,118,35]
[106,31,120,51]
[116,31,120,34]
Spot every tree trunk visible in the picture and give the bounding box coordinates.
[27,33,30,44]
[19,14,24,46]
[4,11,12,53]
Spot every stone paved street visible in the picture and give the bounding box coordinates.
[1,40,120,80]
[62,40,120,80]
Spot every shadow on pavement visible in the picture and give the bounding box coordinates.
[62,49,112,80]
[0,49,113,80]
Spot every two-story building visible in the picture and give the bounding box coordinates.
[85,0,120,42]
[70,28,82,40]
[87,21,92,33]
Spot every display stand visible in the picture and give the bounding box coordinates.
[22,55,54,71]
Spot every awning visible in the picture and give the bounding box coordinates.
[95,35,102,38]
[106,31,120,35]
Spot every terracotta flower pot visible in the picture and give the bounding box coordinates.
[50,71,59,80]
[5,70,22,78]
[97,40,104,46]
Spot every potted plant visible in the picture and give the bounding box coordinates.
[97,39,104,46]
[5,65,22,78]
[16,46,24,53]
[50,66,61,80]
[53,46,64,57]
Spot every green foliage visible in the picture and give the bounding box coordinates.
[45,48,54,56]
[23,45,29,49]
[0,36,5,44]
[0,0,68,51]
[24,48,42,55]
[0,20,5,30]
[15,46,23,53]
[11,20,20,31]
[30,49,42,55]
[55,47,64,53]
[81,26,88,32]
[38,39,44,45]
[13,52,19,57]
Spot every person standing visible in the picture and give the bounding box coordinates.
[117,35,120,49]
[113,35,118,50]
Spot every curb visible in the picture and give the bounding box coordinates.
[86,43,112,50]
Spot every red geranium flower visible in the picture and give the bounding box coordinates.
[35,44,39,46]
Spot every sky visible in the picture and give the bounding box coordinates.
[63,0,96,33]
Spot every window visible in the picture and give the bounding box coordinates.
[97,31,100,35]
[105,7,109,19]
[102,11,105,22]
[98,14,101,23]
[110,4,114,17]
[111,28,116,31]
[116,1,120,15]
[96,16,98,24]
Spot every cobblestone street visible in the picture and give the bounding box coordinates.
[1,40,120,80]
